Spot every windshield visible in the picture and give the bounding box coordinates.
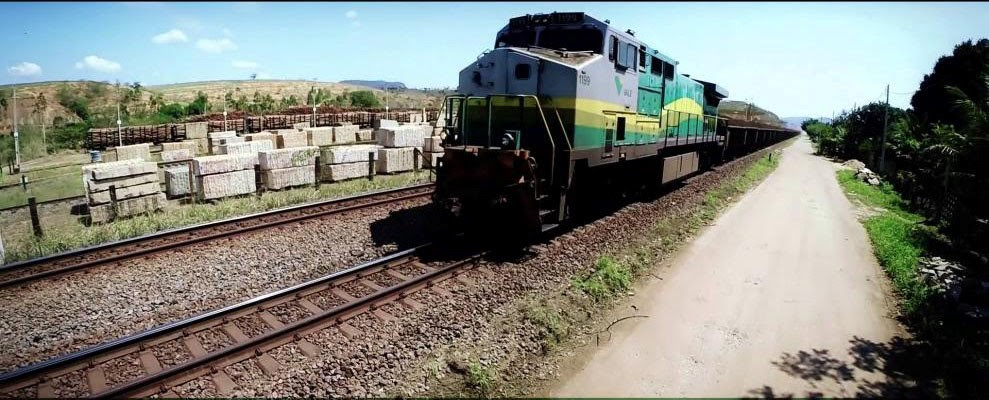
[496,27,604,53]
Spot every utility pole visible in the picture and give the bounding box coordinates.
[116,103,123,147]
[41,104,47,153]
[879,84,890,172]
[223,98,228,132]
[12,88,20,172]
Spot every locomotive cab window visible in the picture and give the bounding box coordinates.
[638,47,646,69]
[663,61,675,80]
[650,56,662,75]
[617,117,627,141]
[537,27,604,52]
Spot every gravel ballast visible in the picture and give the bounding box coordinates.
[0,196,442,373]
[159,143,792,397]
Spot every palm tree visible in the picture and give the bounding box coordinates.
[922,123,967,223]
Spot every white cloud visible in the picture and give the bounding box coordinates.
[74,55,121,73]
[345,10,357,19]
[196,38,237,53]
[151,28,188,44]
[352,20,361,27]
[231,60,259,69]
[7,62,42,77]
[222,28,233,37]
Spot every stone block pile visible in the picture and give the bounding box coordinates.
[192,153,258,200]
[113,143,151,161]
[373,120,434,172]
[318,144,381,182]
[81,159,166,223]
[258,147,318,190]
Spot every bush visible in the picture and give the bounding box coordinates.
[159,103,186,119]
[348,90,381,108]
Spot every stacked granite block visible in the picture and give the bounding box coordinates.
[423,136,444,169]
[164,165,197,198]
[192,153,258,200]
[112,143,151,161]
[318,144,382,182]
[258,147,318,190]
[272,130,308,149]
[82,159,165,223]
[332,125,358,144]
[305,127,334,146]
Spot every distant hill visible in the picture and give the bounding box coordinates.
[782,116,833,130]
[339,80,407,91]
[0,79,445,130]
[719,100,785,128]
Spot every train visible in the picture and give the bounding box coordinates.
[432,12,795,238]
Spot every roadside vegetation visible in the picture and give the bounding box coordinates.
[2,171,432,264]
[573,151,783,302]
[812,38,988,399]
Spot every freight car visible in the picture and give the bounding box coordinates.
[433,12,795,238]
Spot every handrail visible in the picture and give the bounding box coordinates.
[483,94,556,189]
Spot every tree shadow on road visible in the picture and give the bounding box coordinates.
[747,335,939,399]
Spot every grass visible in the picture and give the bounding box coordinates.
[465,362,494,395]
[836,169,932,312]
[0,171,85,208]
[524,302,570,352]
[835,167,988,398]
[2,171,431,263]
[572,150,785,303]
[573,255,633,301]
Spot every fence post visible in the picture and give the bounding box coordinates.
[255,164,264,197]
[28,197,43,238]
[314,155,322,190]
[187,160,197,204]
[20,175,27,191]
[413,148,420,172]
[109,185,119,222]
[368,151,376,181]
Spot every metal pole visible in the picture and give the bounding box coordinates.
[223,99,228,132]
[116,103,123,147]
[41,106,47,154]
[13,88,21,172]
[879,84,889,172]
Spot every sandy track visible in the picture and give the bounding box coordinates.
[547,135,906,397]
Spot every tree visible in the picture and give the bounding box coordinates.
[149,93,165,112]
[34,93,47,116]
[911,39,989,129]
[250,73,257,80]
[348,90,380,108]
[186,91,209,115]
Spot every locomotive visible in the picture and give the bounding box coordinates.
[433,12,780,237]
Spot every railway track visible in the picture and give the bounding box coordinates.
[0,240,487,398]
[0,184,435,289]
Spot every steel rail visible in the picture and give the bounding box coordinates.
[0,243,431,389]
[0,183,435,288]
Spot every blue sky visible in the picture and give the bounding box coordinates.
[2,2,988,118]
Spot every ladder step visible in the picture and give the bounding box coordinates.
[540,223,559,233]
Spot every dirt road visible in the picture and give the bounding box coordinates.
[547,135,906,397]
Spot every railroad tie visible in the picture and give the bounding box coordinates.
[85,364,107,395]
[139,350,163,375]
[210,371,238,396]
[336,323,362,339]
[254,351,282,376]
